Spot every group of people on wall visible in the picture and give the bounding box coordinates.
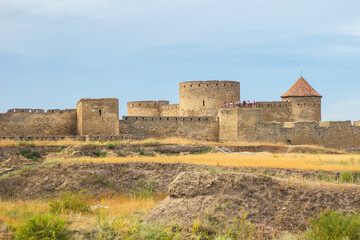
[222,100,256,108]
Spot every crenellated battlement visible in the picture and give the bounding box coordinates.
[122,116,213,122]
[5,108,76,114]
[179,80,239,88]
[127,100,169,108]
[159,104,179,110]
[256,101,290,108]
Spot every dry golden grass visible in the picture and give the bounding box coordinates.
[0,194,166,230]
[55,152,360,171]
[0,200,48,228]
[89,193,167,218]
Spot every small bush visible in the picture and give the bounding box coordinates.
[92,207,122,240]
[135,149,145,156]
[191,147,214,155]
[106,143,116,150]
[94,150,107,158]
[18,141,36,147]
[130,180,155,199]
[19,148,41,162]
[127,221,181,240]
[317,173,326,181]
[142,141,160,147]
[191,204,254,240]
[14,213,71,240]
[49,190,91,214]
[304,210,360,240]
[340,171,355,183]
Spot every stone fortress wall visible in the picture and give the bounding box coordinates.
[0,108,77,136]
[179,81,240,117]
[219,108,360,149]
[0,77,359,151]
[119,116,218,141]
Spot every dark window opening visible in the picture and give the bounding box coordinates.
[203,101,205,106]
[99,109,102,116]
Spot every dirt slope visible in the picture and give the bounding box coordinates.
[147,172,360,235]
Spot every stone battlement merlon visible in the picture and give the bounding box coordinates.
[179,80,240,88]
[122,116,213,121]
[256,101,289,108]
[159,104,179,110]
[127,101,169,107]
[5,108,76,114]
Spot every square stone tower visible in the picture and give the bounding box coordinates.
[77,98,119,136]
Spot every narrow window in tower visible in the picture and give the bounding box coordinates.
[203,101,205,106]
[99,109,102,116]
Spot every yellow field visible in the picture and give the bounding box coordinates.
[0,194,166,230]
[55,152,360,171]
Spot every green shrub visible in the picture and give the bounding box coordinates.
[135,149,145,156]
[106,143,116,150]
[126,221,181,240]
[19,148,41,162]
[49,190,91,214]
[192,147,214,155]
[304,210,360,240]
[340,171,355,183]
[94,150,107,158]
[92,207,123,240]
[317,173,326,181]
[142,141,160,147]
[191,204,254,240]
[130,180,155,199]
[14,213,71,240]
[18,141,36,147]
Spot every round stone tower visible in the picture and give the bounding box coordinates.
[179,80,240,117]
[281,77,322,121]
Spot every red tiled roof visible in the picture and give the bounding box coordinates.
[281,77,322,98]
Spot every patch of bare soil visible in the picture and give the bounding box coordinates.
[0,162,354,200]
[0,162,201,199]
[0,155,37,176]
[146,172,360,237]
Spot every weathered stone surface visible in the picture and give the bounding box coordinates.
[147,172,360,234]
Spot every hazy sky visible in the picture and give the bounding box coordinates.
[1,0,360,120]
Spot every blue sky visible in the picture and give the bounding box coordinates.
[1,0,360,120]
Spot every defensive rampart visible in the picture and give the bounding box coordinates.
[219,108,360,150]
[0,109,77,136]
[119,116,219,141]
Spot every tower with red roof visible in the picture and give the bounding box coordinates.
[281,76,322,121]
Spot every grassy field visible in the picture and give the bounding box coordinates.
[0,194,166,232]
[54,152,360,172]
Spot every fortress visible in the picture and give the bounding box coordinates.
[1,77,360,150]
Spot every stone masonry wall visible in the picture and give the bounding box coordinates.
[179,81,240,117]
[159,104,179,116]
[77,98,119,136]
[219,108,360,150]
[256,101,292,122]
[127,101,169,116]
[119,116,219,141]
[0,109,77,136]
[282,96,321,122]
